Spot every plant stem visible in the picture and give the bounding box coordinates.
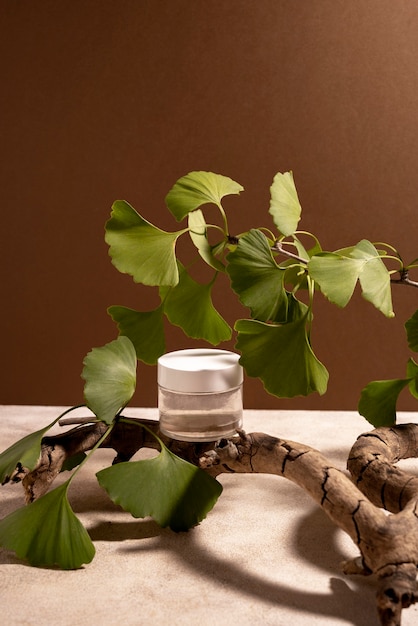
[119,415,164,448]
[66,423,115,488]
[272,241,308,264]
[274,242,418,289]
[391,270,418,289]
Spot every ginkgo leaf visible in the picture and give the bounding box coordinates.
[293,234,322,260]
[235,316,328,397]
[0,482,95,569]
[286,293,310,322]
[105,200,186,286]
[108,304,165,364]
[82,336,137,424]
[96,443,223,531]
[358,378,410,427]
[308,252,361,307]
[353,240,394,317]
[281,260,309,291]
[309,240,394,317]
[407,357,418,400]
[276,235,321,292]
[227,229,288,322]
[269,171,302,237]
[188,209,225,271]
[0,416,61,484]
[405,309,418,352]
[160,264,231,345]
[61,452,87,473]
[165,171,243,221]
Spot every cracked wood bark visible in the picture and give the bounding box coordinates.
[4,418,418,626]
[203,430,418,626]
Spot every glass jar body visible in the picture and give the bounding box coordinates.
[158,384,243,442]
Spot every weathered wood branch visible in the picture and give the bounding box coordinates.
[6,417,418,626]
[202,429,418,626]
[14,418,218,502]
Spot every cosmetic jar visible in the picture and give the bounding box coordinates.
[158,348,243,441]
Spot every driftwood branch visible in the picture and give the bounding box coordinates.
[6,417,418,626]
[202,429,418,626]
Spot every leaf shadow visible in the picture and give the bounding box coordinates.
[86,502,379,626]
[0,457,383,624]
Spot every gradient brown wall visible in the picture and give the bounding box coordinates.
[1,0,417,411]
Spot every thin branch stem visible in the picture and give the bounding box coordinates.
[274,242,418,289]
[67,423,115,488]
[391,270,418,289]
[272,241,308,264]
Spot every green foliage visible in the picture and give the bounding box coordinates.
[105,200,187,286]
[235,314,328,398]
[407,358,418,399]
[358,379,411,427]
[1,167,416,570]
[308,240,394,317]
[406,309,418,351]
[308,252,360,307]
[0,422,58,484]
[108,304,166,364]
[227,229,288,322]
[165,170,243,220]
[0,406,83,484]
[61,452,87,472]
[104,173,247,360]
[359,311,418,426]
[0,334,223,568]
[188,209,225,271]
[82,336,137,424]
[97,435,222,532]
[160,263,231,345]
[269,171,302,236]
[104,169,410,403]
[0,481,95,569]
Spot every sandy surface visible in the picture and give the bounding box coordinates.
[1,405,418,626]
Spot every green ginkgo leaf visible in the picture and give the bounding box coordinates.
[0,416,61,484]
[407,357,418,399]
[235,316,328,397]
[96,443,223,531]
[358,378,410,427]
[293,234,322,260]
[165,171,244,221]
[188,209,225,271]
[405,309,418,352]
[227,229,288,322]
[0,481,95,569]
[308,252,362,307]
[108,304,165,364]
[105,200,186,286]
[353,240,394,318]
[269,171,302,237]
[309,240,394,317]
[278,235,321,292]
[82,336,137,424]
[286,293,310,322]
[61,452,87,473]
[160,264,231,345]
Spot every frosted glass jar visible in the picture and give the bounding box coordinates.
[158,348,243,442]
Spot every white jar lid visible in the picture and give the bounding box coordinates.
[158,348,243,392]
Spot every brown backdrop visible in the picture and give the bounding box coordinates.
[1,0,417,411]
